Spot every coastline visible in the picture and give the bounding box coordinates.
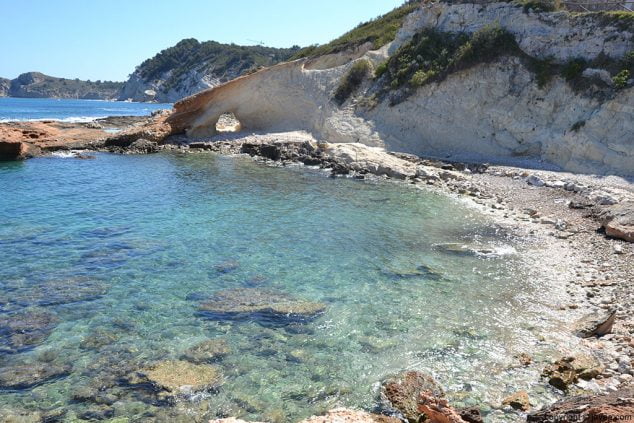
[1,117,632,421]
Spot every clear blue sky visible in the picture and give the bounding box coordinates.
[1,0,403,82]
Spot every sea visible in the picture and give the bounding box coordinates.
[0,99,581,422]
[0,97,171,122]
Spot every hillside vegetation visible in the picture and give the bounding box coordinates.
[135,39,299,89]
[291,1,420,59]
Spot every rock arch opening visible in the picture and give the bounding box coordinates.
[215,113,242,133]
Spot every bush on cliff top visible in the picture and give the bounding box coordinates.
[333,60,372,105]
[291,1,420,60]
[379,25,522,95]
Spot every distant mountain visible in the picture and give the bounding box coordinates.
[0,78,10,97]
[0,72,123,100]
[119,39,300,102]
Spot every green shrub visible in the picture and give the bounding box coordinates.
[375,61,389,78]
[561,58,586,81]
[597,11,634,32]
[410,69,437,86]
[520,0,561,13]
[527,57,555,88]
[613,69,630,89]
[570,120,586,132]
[291,2,419,59]
[333,60,372,104]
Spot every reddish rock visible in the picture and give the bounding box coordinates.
[528,386,634,423]
[0,140,40,160]
[418,391,467,423]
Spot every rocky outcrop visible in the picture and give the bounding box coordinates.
[3,72,122,99]
[167,2,633,177]
[527,386,634,423]
[0,140,41,160]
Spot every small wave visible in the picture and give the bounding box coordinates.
[0,116,102,123]
[50,150,90,158]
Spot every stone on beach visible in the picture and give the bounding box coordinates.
[573,309,616,338]
[542,354,604,391]
[197,288,326,323]
[598,201,634,243]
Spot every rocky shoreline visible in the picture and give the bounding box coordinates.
[1,116,633,422]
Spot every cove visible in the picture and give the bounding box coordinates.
[0,152,579,421]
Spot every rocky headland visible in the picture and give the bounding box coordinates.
[0,72,123,100]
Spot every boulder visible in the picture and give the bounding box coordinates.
[197,288,326,324]
[542,354,604,391]
[381,370,446,422]
[182,338,230,363]
[528,386,634,423]
[0,362,71,389]
[598,202,634,242]
[127,138,159,154]
[127,360,222,400]
[458,407,483,423]
[502,390,531,411]
[417,391,468,423]
[573,309,616,338]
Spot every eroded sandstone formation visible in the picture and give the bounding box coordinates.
[166,1,633,177]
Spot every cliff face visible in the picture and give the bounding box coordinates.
[119,39,299,103]
[1,72,123,100]
[167,1,634,177]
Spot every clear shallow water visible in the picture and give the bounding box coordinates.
[0,97,171,122]
[0,153,575,422]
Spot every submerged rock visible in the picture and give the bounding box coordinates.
[4,277,108,309]
[381,371,445,422]
[0,308,59,353]
[197,288,326,324]
[573,309,616,338]
[182,338,230,363]
[214,259,240,274]
[0,361,71,389]
[127,360,222,400]
[528,386,634,423]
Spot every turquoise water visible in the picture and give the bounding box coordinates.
[0,98,171,122]
[0,152,574,422]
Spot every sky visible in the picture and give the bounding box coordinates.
[0,0,403,82]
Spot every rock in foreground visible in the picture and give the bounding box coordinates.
[198,288,326,324]
[381,371,446,422]
[528,386,634,423]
